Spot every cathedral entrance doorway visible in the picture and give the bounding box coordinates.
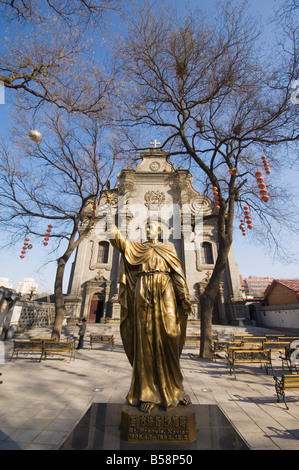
[89,294,104,323]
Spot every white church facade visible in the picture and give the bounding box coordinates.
[66,148,245,325]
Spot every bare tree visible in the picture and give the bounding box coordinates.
[112,1,299,357]
[0,0,122,114]
[0,111,119,339]
[0,0,121,24]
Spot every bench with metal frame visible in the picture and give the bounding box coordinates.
[241,336,266,345]
[280,341,299,373]
[11,340,44,360]
[90,334,114,350]
[212,341,241,361]
[42,341,74,361]
[232,334,254,341]
[29,337,56,343]
[262,341,291,353]
[265,334,285,341]
[184,334,219,350]
[227,348,272,378]
[274,374,299,409]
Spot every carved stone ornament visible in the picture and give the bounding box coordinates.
[144,190,166,210]
[189,196,212,215]
[149,161,161,172]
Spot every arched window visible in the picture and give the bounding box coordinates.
[201,242,213,265]
[97,241,109,263]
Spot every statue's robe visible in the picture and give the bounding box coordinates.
[110,227,191,409]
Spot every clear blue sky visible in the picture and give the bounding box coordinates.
[0,0,298,293]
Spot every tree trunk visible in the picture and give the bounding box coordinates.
[199,295,214,358]
[200,207,234,358]
[51,257,67,341]
[50,218,89,341]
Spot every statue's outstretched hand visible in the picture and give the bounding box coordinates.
[106,209,115,232]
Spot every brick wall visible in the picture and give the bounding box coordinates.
[267,284,297,305]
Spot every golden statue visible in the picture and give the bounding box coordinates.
[107,210,192,413]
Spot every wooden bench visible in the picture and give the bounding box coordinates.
[213,341,241,361]
[227,349,272,378]
[29,337,56,343]
[184,333,218,346]
[241,342,263,349]
[262,341,291,353]
[280,342,299,373]
[278,336,299,343]
[232,334,254,341]
[90,334,114,350]
[265,334,285,341]
[42,341,74,361]
[11,340,43,360]
[274,375,299,409]
[241,336,266,344]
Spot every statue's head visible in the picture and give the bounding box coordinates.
[146,220,162,241]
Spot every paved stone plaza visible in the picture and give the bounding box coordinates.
[1,323,299,450]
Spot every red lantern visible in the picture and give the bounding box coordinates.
[229,168,237,175]
[260,189,268,195]
[48,224,53,228]
[261,195,270,202]
[215,205,220,210]
[25,238,30,241]
[256,177,264,183]
[20,255,25,258]
[43,242,48,246]
[255,171,263,177]
[247,224,253,229]
[258,183,266,189]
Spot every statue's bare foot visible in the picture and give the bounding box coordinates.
[180,394,191,406]
[139,402,157,413]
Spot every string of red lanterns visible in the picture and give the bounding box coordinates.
[255,171,270,202]
[91,204,97,219]
[20,237,31,259]
[239,219,246,236]
[212,187,220,210]
[43,225,53,246]
[243,205,253,230]
[262,155,271,175]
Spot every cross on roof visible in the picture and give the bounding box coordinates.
[150,139,161,148]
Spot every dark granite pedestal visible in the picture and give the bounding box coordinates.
[59,403,249,450]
